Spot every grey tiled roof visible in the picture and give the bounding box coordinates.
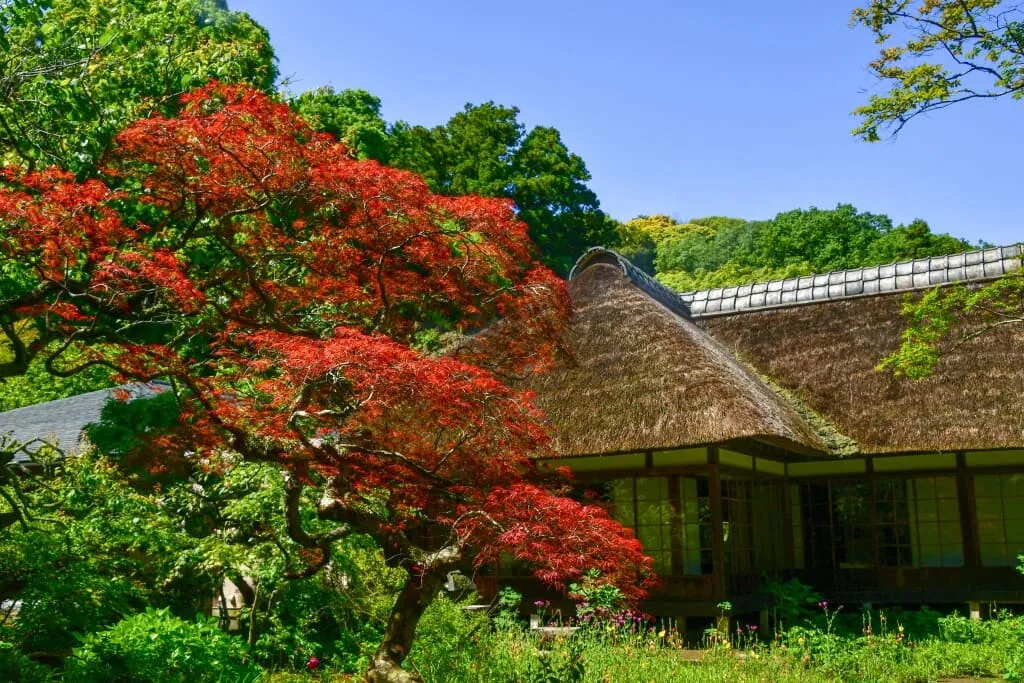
[0,382,169,463]
[680,245,1022,318]
[570,244,1022,320]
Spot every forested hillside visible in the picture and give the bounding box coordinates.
[613,206,980,292]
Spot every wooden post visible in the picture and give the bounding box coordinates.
[867,457,881,574]
[668,475,684,576]
[956,452,981,576]
[782,465,795,571]
[708,446,727,602]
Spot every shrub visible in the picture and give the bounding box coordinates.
[0,640,52,682]
[65,608,259,683]
[404,593,490,682]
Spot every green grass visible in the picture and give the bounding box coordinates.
[264,608,1024,683]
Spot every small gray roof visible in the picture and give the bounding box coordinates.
[0,382,169,463]
[680,245,1022,317]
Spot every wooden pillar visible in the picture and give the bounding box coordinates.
[782,464,795,571]
[956,452,981,576]
[867,457,881,573]
[708,446,727,601]
[668,475,684,576]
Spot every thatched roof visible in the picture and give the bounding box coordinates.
[520,258,828,457]
[703,289,1024,454]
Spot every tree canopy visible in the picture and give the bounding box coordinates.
[289,87,390,162]
[851,0,1024,140]
[292,98,616,275]
[0,0,277,174]
[0,83,653,682]
[626,205,977,292]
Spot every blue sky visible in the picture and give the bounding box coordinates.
[232,0,1022,246]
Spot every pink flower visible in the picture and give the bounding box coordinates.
[306,657,320,670]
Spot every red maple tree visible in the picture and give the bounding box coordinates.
[0,83,654,682]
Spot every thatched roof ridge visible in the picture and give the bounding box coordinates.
[520,259,828,457]
[703,291,1024,453]
[571,247,693,320]
[681,244,1021,317]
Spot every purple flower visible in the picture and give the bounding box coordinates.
[533,600,550,608]
[818,601,828,609]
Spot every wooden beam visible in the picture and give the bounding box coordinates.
[708,446,727,601]
[957,452,981,573]
[668,475,684,577]
[867,457,881,575]
[782,476,795,570]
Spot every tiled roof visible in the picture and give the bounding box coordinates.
[0,382,169,463]
[680,245,1022,318]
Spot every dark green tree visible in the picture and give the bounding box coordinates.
[290,87,390,162]
[867,218,980,263]
[389,102,614,274]
[756,204,892,272]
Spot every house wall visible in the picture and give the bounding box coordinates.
[535,447,1024,615]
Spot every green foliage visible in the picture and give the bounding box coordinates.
[639,205,975,292]
[0,0,277,175]
[389,102,614,274]
[569,569,627,621]
[294,94,613,273]
[758,204,893,271]
[763,577,823,628]
[0,342,114,412]
[405,593,490,682]
[657,261,814,292]
[65,608,259,683]
[85,390,180,459]
[0,453,217,656]
[526,636,585,683]
[289,87,389,162]
[851,1,1024,141]
[0,641,53,682]
[491,586,524,632]
[879,268,1024,378]
[441,607,1024,683]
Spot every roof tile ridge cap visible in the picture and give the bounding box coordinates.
[570,247,692,319]
[676,242,1023,314]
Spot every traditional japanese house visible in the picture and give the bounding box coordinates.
[497,244,1024,628]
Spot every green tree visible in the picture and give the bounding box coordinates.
[290,87,390,162]
[867,218,979,263]
[851,0,1024,141]
[850,3,1020,378]
[389,102,614,274]
[0,0,277,174]
[0,452,217,659]
[647,205,973,291]
[756,204,893,272]
[878,267,1023,379]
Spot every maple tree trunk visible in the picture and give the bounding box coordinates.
[366,570,445,683]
